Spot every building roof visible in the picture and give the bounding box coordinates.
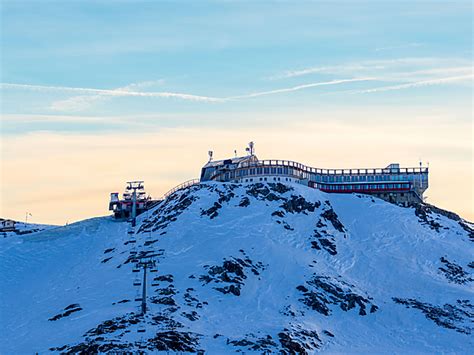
[202,155,257,168]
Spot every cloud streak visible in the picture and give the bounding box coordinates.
[1,82,223,103]
[272,58,472,80]
[350,74,473,94]
[50,80,166,111]
[1,71,472,112]
[228,78,375,99]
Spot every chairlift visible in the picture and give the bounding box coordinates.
[151,283,160,287]
[135,297,143,302]
[133,281,142,286]
[132,268,140,273]
[150,268,158,273]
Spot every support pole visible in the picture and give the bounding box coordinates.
[131,188,137,227]
[141,263,147,315]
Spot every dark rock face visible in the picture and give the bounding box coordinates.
[199,254,265,296]
[393,298,474,334]
[228,334,277,352]
[278,326,322,354]
[238,197,250,207]
[138,187,199,233]
[148,331,202,352]
[312,230,337,255]
[412,202,474,239]
[201,202,222,219]
[297,276,377,316]
[439,257,473,284]
[201,185,238,218]
[320,207,345,233]
[245,182,292,202]
[48,304,83,321]
[414,204,443,232]
[311,207,345,255]
[154,274,174,283]
[85,313,142,337]
[280,196,320,215]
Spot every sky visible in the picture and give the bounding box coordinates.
[0,0,472,225]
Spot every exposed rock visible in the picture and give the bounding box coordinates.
[199,257,265,296]
[228,334,277,352]
[320,208,345,233]
[297,276,376,316]
[154,274,174,283]
[278,326,321,354]
[439,257,473,284]
[49,304,83,321]
[148,331,202,352]
[393,298,473,334]
[238,197,250,207]
[280,195,320,215]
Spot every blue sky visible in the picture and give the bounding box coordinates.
[1,0,472,223]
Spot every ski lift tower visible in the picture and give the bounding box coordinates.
[126,181,144,227]
[134,258,157,315]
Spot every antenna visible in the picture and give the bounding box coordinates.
[247,141,255,156]
[208,150,213,162]
[234,149,237,158]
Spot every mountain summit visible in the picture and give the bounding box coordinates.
[1,182,472,353]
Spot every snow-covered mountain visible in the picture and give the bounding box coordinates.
[1,182,472,353]
[0,219,56,238]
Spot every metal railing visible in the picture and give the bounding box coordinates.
[161,178,200,200]
[234,159,428,176]
[209,159,428,191]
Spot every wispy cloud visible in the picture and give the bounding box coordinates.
[1,82,223,103]
[228,78,375,99]
[349,74,473,94]
[50,80,166,111]
[2,69,472,113]
[271,58,472,80]
[0,78,377,110]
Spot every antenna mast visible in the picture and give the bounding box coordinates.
[246,141,255,156]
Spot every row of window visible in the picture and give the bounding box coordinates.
[313,174,427,183]
[315,183,410,191]
[220,167,427,184]
[240,177,293,183]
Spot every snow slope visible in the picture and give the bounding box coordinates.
[0,182,472,353]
